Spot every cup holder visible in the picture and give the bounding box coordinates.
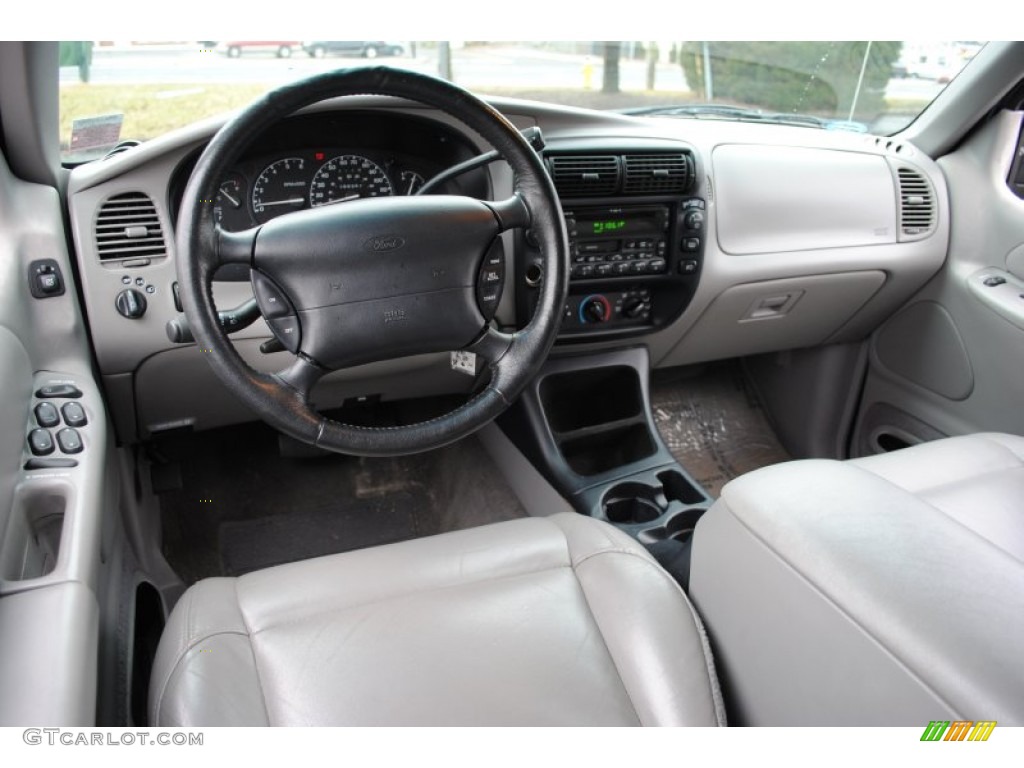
[605,498,662,524]
[602,482,663,524]
[599,471,709,538]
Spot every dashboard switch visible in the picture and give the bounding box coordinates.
[28,259,65,299]
[115,289,148,319]
[28,429,55,456]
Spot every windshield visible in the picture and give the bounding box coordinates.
[58,40,984,163]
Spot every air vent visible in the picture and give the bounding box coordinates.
[623,153,692,194]
[95,192,166,262]
[896,167,935,241]
[548,155,619,197]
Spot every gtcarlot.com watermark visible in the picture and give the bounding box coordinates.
[23,729,204,747]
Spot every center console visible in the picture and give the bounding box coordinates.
[498,347,712,548]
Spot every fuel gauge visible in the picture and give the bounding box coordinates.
[214,173,252,232]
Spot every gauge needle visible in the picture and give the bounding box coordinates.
[220,187,242,207]
[259,197,306,207]
[319,193,362,206]
[406,178,418,195]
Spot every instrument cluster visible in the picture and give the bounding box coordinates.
[215,149,430,231]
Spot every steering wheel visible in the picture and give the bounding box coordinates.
[176,67,568,456]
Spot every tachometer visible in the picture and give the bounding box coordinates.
[252,157,309,224]
[310,154,393,207]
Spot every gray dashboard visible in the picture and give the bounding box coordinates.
[65,95,949,443]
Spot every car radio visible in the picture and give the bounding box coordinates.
[566,204,671,279]
[517,198,706,339]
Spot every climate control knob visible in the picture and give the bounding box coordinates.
[684,210,705,230]
[579,295,612,324]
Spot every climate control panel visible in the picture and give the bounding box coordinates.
[561,288,652,331]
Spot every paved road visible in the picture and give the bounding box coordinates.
[61,45,690,93]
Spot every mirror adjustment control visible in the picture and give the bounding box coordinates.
[28,428,55,456]
[28,259,65,298]
[34,402,60,428]
[61,402,88,427]
[56,428,83,454]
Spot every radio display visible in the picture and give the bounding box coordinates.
[591,219,626,235]
[570,206,668,239]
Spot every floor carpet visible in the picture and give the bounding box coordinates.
[650,363,791,498]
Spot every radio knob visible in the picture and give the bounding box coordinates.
[684,210,705,231]
[579,295,611,324]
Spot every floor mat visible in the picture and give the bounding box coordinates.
[651,364,791,499]
[154,422,525,584]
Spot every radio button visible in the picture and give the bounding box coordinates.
[596,264,614,277]
[579,265,596,279]
[648,259,667,274]
[631,261,649,274]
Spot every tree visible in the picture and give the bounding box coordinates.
[602,42,621,94]
[645,42,659,91]
[679,42,902,120]
[438,42,452,81]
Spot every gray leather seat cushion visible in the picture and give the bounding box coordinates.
[690,433,1024,725]
[150,512,725,726]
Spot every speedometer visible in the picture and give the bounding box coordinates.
[310,155,393,207]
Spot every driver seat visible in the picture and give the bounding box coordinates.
[148,512,726,726]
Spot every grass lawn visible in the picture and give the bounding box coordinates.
[60,82,932,150]
[60,83,271,149]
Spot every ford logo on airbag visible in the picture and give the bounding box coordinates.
[364,235,406,252]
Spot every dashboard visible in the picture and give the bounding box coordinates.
[64,95,950,443]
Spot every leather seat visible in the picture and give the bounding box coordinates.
[150,512,726,726]
[690,433,1024,726]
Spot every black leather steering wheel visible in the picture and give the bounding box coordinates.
[176,68,568,456]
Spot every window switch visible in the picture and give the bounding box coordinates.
[28,429,55,456]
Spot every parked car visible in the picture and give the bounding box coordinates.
[5,39,1024,739]
[302,40,404,58]
[217,40,302,58]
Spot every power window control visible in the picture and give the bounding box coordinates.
[56,428,83,454]
[34,402,61,428]
[28,429,55,456]
[61,402,88,427]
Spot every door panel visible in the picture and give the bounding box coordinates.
[854,111,1024,454]
[0,147,108,724]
